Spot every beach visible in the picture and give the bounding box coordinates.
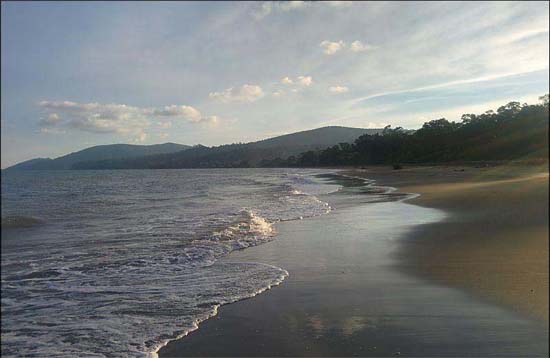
[159,164,549,357]
[349,164,549,324]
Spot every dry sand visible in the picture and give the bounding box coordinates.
[348,164,549,323]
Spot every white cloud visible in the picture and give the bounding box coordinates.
[151,105,202,122]
[329,85,349,93]
[281,76,293,85]
[350,40,372,52]
[209,84,264,103]
[281,75,313,87]
[37,100,220,137]
[319,40,372,55]
[158,133,169,139]
[38,101,147,134]
[320,40,345,55]
[297,76,313,86]
[274,76,313,95]
[39,113,62,126]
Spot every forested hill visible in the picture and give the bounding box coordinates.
[261,95,549,167]
[251,126,381,149]
[5,143,190,171]
[7,96,547,171]
[71,126,379,169]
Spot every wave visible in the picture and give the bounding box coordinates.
[212,210,275,250]
[0,169,339,357]
[150,262,288,358]
[334,173,417,202]
[146,184,334,355]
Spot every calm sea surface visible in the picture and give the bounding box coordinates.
[1,169,342,356]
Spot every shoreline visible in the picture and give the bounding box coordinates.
[347,164,549,324]
[159,166,549,357]
[151,262,290,358]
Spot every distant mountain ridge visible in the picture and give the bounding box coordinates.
[71,126,380,169]
[251,126,380,149]
[5,143,191,171]
[6,126,380,170]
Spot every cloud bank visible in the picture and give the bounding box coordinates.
[38,100,220,141]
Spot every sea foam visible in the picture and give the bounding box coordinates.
[1,169,341,357]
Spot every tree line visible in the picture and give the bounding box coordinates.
[260,95,549,167]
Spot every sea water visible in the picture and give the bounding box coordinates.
[1,168,341,356]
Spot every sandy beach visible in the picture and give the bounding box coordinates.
[348,164,549,324]
[159,164,549,357]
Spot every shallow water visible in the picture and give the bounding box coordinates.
[1,169,339,356]
[160,177,549,357]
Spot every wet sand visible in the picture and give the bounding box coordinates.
[348,164,549,323]
[159,167,549,357]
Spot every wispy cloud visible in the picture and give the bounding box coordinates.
[350,69,549,106]
[349,40,372,52]
[253,1,352,19]
[209,84,264,103]
[252,1,308,19]
[329,85,349,93]
[40,127,66,135]
[281,75,313,87]
[320,39,373,55]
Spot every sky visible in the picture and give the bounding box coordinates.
[1,1,549,168]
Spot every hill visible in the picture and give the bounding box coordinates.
[253,126,380,149]
[71,126,379,169]
[5,143,191,171]
[266,97,549,167]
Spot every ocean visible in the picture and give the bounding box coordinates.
[1,168,345,356]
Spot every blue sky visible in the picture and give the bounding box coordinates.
[1,1,549,167]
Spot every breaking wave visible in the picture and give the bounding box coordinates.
[1,169,341,356]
